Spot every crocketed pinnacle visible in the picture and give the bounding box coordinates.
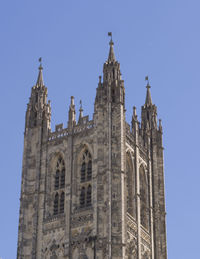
[145,82,153,107]
[108,39,116,63]
[36,61,44,87]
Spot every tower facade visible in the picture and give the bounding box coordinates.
[17,38,167,259]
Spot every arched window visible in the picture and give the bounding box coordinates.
[80,187,85,208]
[140,165,149,230]
[60,192,65,214]
[55,170,59,189]
[87,160,92,181]
[126,153,136,218]
[54,156,65,189]
[60,169,65,188]
[53,156,66,216]
[80,150,92,182]
[81,162,86,182]
[86,185,92,206]
[79,149,92,208]
[54,193,59,215]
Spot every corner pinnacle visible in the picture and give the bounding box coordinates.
[145,76,152,106]
[36,57,44,87]
[108,32,116,62]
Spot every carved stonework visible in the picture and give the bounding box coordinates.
[126,233,137,258]
[42,232,65,258]
[71,213,93,228]
[17,40,167,259]
[141,244,150,259]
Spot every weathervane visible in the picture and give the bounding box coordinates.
[108,32,112,40]
[145,76,150,88]
[108,32,114,45]
[38,57,42,68]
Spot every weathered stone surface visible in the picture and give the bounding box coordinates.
[17,40,167,259]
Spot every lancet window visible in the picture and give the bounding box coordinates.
[139,165,149,230]
[53,156,65,215]
[79,149,92,208]
[126,153,136,218]
[54,156,65,190]
[53,193,59,215]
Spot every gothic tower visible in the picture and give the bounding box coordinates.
[17,36,167,259]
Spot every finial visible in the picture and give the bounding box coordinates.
[145,76,150,88]
[80,100,83,110]
[36,57,44,86]
[38,57,43,70]
[108,32,113,44]
[145,76,153,106]
[133,106,137,118]
[132,106,138,122]
[107,32,116,62]
[78,100,83,123]
[71,96,75,106]
[99,75,102,83]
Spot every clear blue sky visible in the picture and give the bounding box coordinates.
[0,0,200,258]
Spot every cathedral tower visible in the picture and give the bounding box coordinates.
[17,36,167,259]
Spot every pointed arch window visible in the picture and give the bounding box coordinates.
[87,160,92,181]
[53,156,66,216]
[86,185,92,206]
[81,162,86,182]
[80,187,86,208]
[80,150,92,182]
[53,193,59,215]
[139,165,149,230]
[60,169,65,188]
[54,156,65,190]
[126,154,136,219]
[60,192,65,213]
[79,149,92,208]
[55,171,59,189]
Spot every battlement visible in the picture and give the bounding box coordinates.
[48,119,94,141]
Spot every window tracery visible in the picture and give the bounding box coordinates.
[53,156,65,215]
[79,149,92,208]
[54,193,59,215]
[126,153,136,218]
[139,165,149,230]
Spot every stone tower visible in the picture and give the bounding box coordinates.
[17,36,167,259]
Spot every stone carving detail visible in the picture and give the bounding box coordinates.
[71,227,94,259]
[126,232,137,258]
[141,244,150,259]
[71,213,93,227]
[42,232,65,258]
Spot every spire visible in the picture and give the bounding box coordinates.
[108,32,116,63]
[36,57,44,87]
[145,76,152,107]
